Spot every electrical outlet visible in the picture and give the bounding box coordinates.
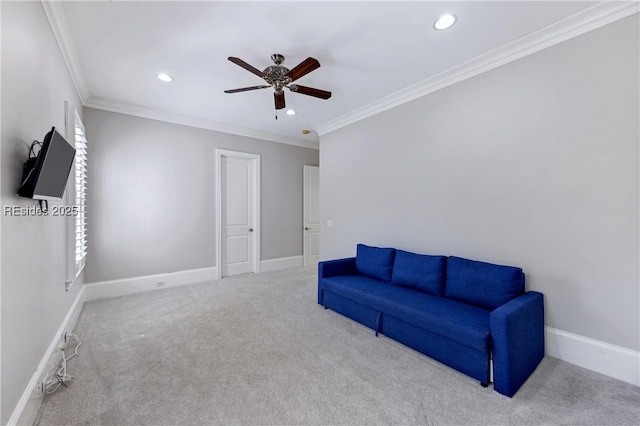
[40,374,49,394]
[156,281,166,287]
[59,331,69,350]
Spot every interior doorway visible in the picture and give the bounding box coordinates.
[303,165,320,266]
[215,149,260,278]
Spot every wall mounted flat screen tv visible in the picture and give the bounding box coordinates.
[18,127,76,200]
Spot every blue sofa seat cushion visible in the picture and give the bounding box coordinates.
[322,275,490,351]
[391,250,446,296]
[446,256,525,311]
[355,244,396,282]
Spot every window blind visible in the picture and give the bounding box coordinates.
[67,109,87,287]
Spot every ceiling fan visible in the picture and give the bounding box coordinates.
[224,54,332,116]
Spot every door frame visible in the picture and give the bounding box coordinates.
[215,149,261,279]
[303,165,320,266]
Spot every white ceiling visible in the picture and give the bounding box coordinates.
[54,1,621,145]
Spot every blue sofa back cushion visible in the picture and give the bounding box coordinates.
[391,250,447,296]
[355,244,396,282]
[446,256,525,310]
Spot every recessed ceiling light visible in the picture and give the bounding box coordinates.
[157,73,173,82]
[286,109,296,115]
[434,14,456,31]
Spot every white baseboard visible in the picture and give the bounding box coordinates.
[9,285,87,426]
[85,266,218,301]
[545,326,640,386]
[85,257,304,301]
[260,256,303,272]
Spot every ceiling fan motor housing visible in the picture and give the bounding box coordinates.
[264,54,290,87]
[263,65,291,86]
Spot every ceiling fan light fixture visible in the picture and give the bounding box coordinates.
[286,109,296,116]
[434,14,456,30]
[157,72,173,82]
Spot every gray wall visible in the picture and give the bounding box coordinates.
[83,108,319,283]
[320,17,639,351]
[1,2,84,423]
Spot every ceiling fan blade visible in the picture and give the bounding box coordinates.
[289,84,332,100]
[224,85,270,94]
[228,57,265,78]
[286,57,320,82]
[274,91,286,110]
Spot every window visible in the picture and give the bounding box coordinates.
[66,107,87,289]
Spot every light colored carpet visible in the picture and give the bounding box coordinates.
[35,266,639,425]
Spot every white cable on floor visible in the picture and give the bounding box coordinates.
[44,333,81,395]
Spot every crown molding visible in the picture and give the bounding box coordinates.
[42,0,636,146]
[40,0,317,150]
[41,0,89,104]
[314,1,640,136]
[84,96,320,150]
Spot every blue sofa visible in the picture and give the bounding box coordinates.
[318,244,544,397]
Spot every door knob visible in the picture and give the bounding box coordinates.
[305,227,310,231]
[249,228,254,232]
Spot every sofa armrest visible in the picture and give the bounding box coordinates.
[490,291,544,397]
[319,257,356,278]
[318,257,356,304]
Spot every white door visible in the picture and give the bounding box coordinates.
[216,150,260,278]
[303,165,320,266]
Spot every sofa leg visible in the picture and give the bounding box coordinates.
[324,306,328,309]
[375,312,383,337]
[480,382,489,388]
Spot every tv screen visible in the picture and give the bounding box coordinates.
[18,127,76,200]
